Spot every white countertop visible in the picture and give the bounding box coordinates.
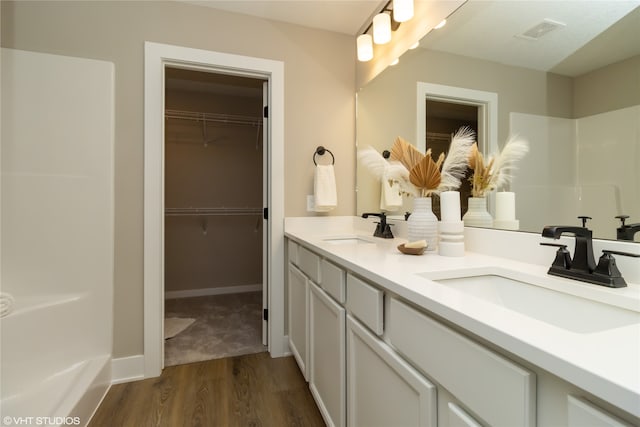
[284,216,640,418]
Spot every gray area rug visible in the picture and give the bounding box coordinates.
[164,291,266,366]
[164,317,196,339]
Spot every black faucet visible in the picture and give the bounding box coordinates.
[615,215,640,241]
[541,225,596,273]
[362,212,394,238]
[541,220,639,288]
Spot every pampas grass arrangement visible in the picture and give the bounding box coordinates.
[388,127,476,197]
[357,145,417,197]
[469,135,529,197]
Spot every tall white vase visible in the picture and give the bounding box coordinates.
[407,197,438,251]
[463,197,494,227]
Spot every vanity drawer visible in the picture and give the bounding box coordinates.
[388,297,536,427]
[287,239,299,265]
[298,246,321,283]
[320,259,346,304]
[346,274,384,335]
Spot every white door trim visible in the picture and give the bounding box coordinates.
[416,82,498,157]
[144,42,286,378]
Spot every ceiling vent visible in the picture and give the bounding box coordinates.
[516,19,566,41]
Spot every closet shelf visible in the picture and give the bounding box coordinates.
[427,131,453,142]
[165,109,262,128]
[165,207,263,217]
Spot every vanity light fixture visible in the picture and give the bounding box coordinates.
[393,0,414,23]
[390,58,400,66]
[357,0,412,62]
[357,34,374,62]
[409,41,420,49]
[434,19,447,29]
[373,12,392,44]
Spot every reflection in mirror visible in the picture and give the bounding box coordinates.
[356,1,640,242]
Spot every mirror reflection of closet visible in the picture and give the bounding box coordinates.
[425,99,478,218]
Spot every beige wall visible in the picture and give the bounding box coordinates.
[573,55,640,118]
[1,1,357,358]
[165,89,263,293]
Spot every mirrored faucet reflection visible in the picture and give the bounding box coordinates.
[615,215,640,241]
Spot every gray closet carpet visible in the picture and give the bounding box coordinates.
[164,291,266,367]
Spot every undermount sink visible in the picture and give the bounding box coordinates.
[322,236,376,245]
[418,271,639,333]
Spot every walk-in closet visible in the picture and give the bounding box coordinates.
[163,67,267,366]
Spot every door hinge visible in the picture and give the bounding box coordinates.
[263,106,268,118]
[263,207,268,220]
[263,308,268,321]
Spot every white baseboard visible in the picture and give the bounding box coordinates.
[165,283,262,300]
[111,354,145,384]
[280,334,292,357]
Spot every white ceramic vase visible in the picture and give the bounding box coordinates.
[463,197,494,228]
[407,197,438,251]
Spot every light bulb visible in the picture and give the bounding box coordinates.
[393,0,414,23]
[357,34,373,62]
[373,13,391,45]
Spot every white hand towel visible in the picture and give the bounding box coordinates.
[314,164,337,212]
[380,175,403,211]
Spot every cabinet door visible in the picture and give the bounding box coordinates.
[448,403,483,427]
[288,263,309,380]
[567,396,633,427]
[309,282,346,427]
[347,315,437,427]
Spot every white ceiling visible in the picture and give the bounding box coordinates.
[421,1,640,76]
[181,0,384,35]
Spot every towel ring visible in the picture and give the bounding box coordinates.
[313,146,335,165]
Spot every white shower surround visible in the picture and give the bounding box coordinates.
[1,49,114,425]
[510,107,639,240]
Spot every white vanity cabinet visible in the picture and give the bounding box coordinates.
[284,237,639,427]
[288,242,346,427]
[309,281,346,427]
[347,314,437,427]
[387,297,536,427]
[287,263,309,380]
[567,396,633,427]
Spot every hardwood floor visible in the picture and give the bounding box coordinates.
[89,352,325,427]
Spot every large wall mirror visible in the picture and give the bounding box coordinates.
[356,1,640,242]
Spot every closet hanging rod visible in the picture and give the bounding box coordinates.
[165,207,263,217]
[165,109,261,127]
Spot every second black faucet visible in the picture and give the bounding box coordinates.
[362,212,394,239]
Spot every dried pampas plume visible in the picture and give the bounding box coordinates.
[491,135,529,191]
[438,126,475,192]
[468,135,529,197]
[357,145,417,197]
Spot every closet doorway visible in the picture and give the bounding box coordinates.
[425,99,478,218]
[163,68,268,367]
